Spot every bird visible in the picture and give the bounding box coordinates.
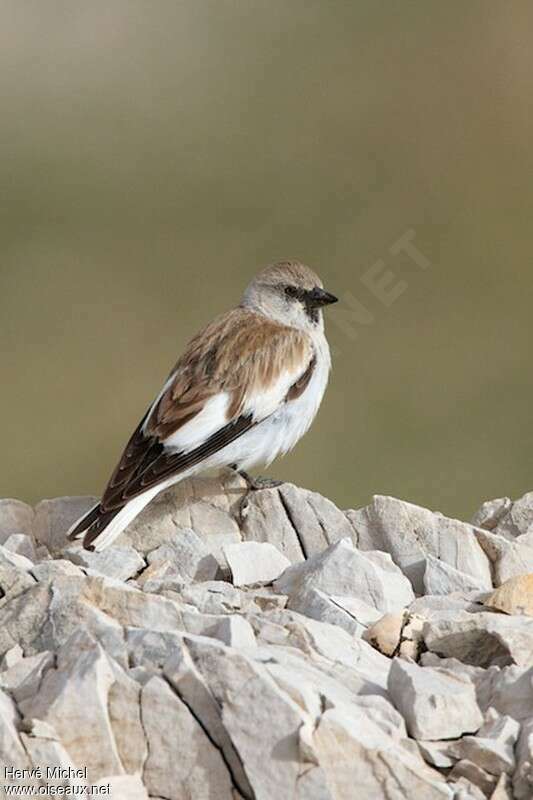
[68,260,338,551]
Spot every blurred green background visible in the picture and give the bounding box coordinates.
[1,1,532,519]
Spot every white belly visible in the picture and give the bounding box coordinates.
[209,331,331,472]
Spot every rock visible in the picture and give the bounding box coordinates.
[62,545,145,582]
[326,595,382,626]
[471,498,513,533]
[388,659,483,740]
[474,527,533,586]
[409,591,487,621]
[117,470,245,562]
[313,704,452,799]
[0,651,55,704]
[0,582,51,659]
[286,587,367,636]
[31,559,85,581]
[274,538,414,614]
[179,635,323,800]
[3,479,533,798]
[2,533,36,561]
[485,665,533,722]
[349,495,492,593]
[180,580,246,614]
[484,574,533,616]
[448,760,497,797]
[417,739,458,769]
[251,610,392,698]
[450,707,519,777]
[0,561,36,609]
[0,544,34,572]
[364,612,406,657]
[240,482,357,563]
[422,611,533,667]
[0,688,31,773]
[423,554,491,595]
[514,716,533,800]
[239,487,306,564]
[20,720,85,794]
[164,636,254,798]
[1,645,24,670]
[142,675,235,800]
[19,632,147,782]
[91,776,148,800]
[208,615,257,649]
[33,496,99,555]
[490,491,533,539]
[223,541,291,587]
[0,499,34,543]
[135,560,185,594]
[0,573,188,665]
[146,528,219,583]
[420,656,533,723]
[490,774,514,800]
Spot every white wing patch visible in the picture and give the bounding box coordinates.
[163,392,230,453]
[242,364,309,422]
[162,356,314,454]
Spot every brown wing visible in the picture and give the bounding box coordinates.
[94,308,313,512]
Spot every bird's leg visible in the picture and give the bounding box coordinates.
[229,465,284,491]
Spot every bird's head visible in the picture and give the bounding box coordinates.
[241,260,338,330]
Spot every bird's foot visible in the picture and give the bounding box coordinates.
[233,467,283,491]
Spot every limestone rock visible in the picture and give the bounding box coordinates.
[0,644,24,670]
[243,483,353,561]
[239,486,306,564]
[0,688,31,773]
[0,544,34,572]
[471,497,513,533]
[62,544,145,582]
[91,776,148,800]
[3,533,36,561]
[349,495,492,593]
[117,469,245,560]
[490,774,514,800]
[514,716,533,799]
[474,527,533,586]
[423,554,491,595]
[484,573,533,616]
[0,561,36,609]
[18,634,146,782]
[33,496,99,555]
[388,659,483,740]
[224,541,291,587]
[146,527,219,583]
[450,707,519,778]
[448,760,498,797]
[363,612,405,657]
[275,538,414,614]
[2,479,533,799]
[489,491,533,539]
[313,704,452,799]
[422,611,533,667]
[0,499,34,544]
[31,559,85,581]
[0,651,55,704]
[142,675,235,800]
[287,587,367,636]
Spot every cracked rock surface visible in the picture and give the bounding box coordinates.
[1,471,533,799]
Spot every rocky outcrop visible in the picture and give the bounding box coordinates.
[1,471,533,799]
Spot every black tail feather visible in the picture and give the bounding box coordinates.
[67,503,102,541]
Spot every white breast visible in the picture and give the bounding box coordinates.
[223,329,332,471]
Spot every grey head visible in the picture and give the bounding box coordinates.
[241,260,337,330]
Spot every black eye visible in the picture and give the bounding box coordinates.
[285,285,300,299]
